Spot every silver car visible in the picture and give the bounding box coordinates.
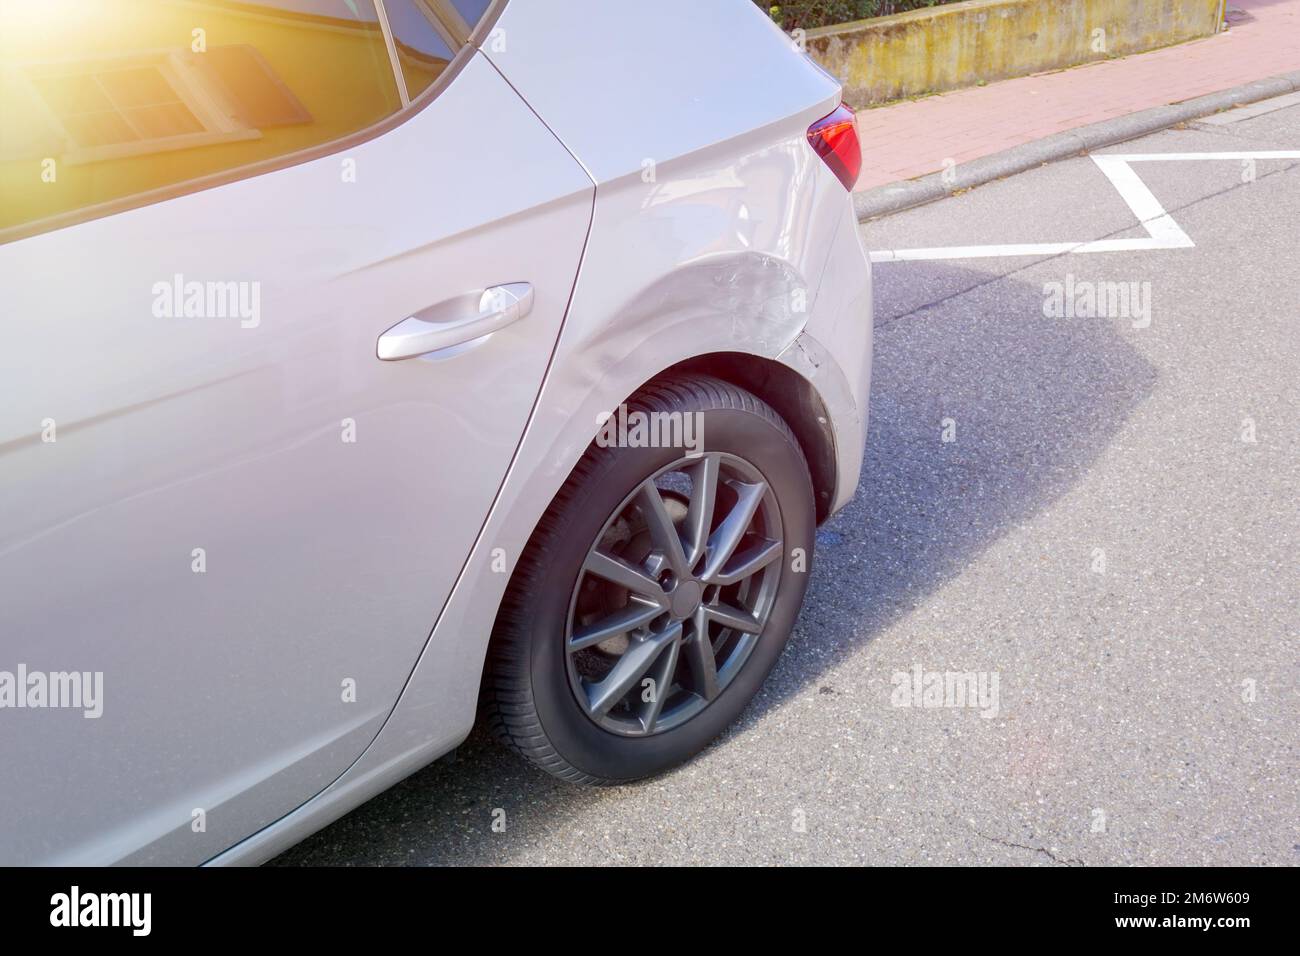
[0,0,872,864]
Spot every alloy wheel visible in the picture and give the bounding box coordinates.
[564,452,784,737]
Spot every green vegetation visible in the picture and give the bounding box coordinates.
[762,1,953,31]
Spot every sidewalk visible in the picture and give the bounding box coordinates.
[854,0,1300,192]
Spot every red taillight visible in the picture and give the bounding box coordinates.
[807,104,862,192]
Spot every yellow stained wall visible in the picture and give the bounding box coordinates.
[808,0,1226,107]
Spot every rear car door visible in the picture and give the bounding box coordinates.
[0,0,591,864]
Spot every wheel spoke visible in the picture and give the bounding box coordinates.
[684,607,720,701]
[711,537,782,587]
[682,453,720,572]
[638,636,681,733]
[570,600,664,653]
[584,548,666,602]
[585,624,681,717]
[706,601,762,634]
[569,452,782,735]
[700,479,767,582]
[637,480,688,576]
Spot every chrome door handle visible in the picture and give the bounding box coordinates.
[376,282,534,361]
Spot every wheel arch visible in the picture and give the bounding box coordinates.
[472,351,837,727]
[660,352,839,524]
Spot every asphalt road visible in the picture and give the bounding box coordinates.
[273,100,1299,866]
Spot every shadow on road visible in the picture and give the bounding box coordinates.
[271,261,1157,866]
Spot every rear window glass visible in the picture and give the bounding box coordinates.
[452,0,494,28]
[0,0,402,234]
[416,1,496,41]
[384,0,457,100]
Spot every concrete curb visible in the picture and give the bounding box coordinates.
[854,69,1300,222]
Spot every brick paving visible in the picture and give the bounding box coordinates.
[854,0,1300,191]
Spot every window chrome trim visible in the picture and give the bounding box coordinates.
[373,0,411,107]
[422,0,472,45]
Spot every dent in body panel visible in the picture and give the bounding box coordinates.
[783,199,875,515]
[292,130,855,812]
[560,128,838,400]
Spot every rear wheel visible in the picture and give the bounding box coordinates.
[482,376,816,783]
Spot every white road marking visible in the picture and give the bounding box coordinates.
[1110,151,1300,161]
[868,151,1300,263]
[1091,154,1194,249]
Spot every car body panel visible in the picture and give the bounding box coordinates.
[206,0,873,866]
[482,0,841,188]
[0,50,593,865]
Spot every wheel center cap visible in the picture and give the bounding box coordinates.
[668,580,703,620]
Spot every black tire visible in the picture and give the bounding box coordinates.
[482,375,816,784]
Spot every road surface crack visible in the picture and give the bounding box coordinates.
[974,830,1085,866]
